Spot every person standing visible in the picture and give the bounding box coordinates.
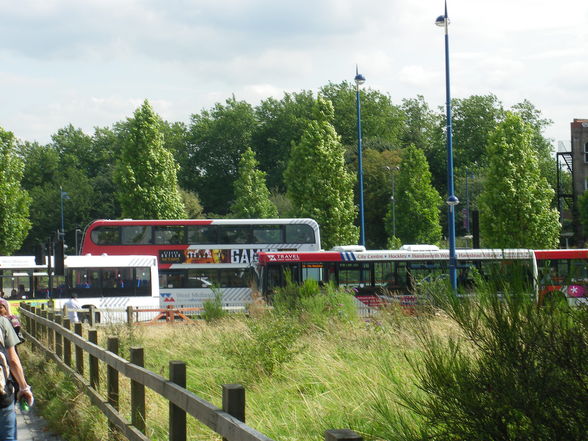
[0,315,33,440]
[64,295,81,323]
[0,300,24,345]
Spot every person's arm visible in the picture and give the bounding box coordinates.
[7,346,33,404]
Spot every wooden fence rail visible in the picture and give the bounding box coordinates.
[19,303,363,441]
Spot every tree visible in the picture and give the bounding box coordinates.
[319,81,404,149]
[0,128,32,254]
[183,97,258,215]
[285,98,358,249]
[478,112,560,248]
[362,149,402,249]
[386,145,442,245]
[230,148,278,218]
[253,91,316,192]
[114,100,186,219]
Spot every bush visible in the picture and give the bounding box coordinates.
[202,287,226,322]
[375,277,588,441]
[222,316,304,381]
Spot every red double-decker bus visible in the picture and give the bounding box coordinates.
[80,218,321,309]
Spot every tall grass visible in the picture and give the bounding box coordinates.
[20,277,586,441]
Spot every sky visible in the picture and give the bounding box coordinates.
[0,0,587,148]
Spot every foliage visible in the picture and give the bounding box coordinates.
[0,127,32,254]
[271,278,357,324]
[360,149,402,249]
[201,288,227,322]
[230,147,278,218]
[384,279,588,441]
[319,81,404,149]
[184,97,258,214]
[222,315,304,380]
[179,188,204,218]
[478,112,560,248]
[114,100,186,219]
[386,145,442,245]
[284,98,359,249]
[253,91,316,192]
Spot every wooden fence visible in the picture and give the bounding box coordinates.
[19,303,364,441]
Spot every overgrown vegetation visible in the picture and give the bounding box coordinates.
[21,280,587,441]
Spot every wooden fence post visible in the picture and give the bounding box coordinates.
[88,305,96,327]
[63,319,71,367]
[55,314,63,359]
[325,430,363,441]
[127,306,134,325]
[107,337,120,436]
[88,329,99,390]
[130,347,146,434]
[222,384,245,441]
[74,322,84,375]
[48,312,55,351]
[169,361,186,441]
[31,307,38,341]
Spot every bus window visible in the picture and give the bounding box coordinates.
[154,226,186,245]
[121,226,152,245]
[252,225,282,244]
[186,226,218,244]
[219,227,251,244]
[91,226,120,245]
[285,224,314,244]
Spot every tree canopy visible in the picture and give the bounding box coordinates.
[114,100,186,219]
[285,98,358,249]
[478,112,560,248]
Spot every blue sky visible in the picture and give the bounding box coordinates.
[1,0,586,146]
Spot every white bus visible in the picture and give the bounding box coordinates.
[0,254,159,322]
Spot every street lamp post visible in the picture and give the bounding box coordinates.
[59,187,69,240]
[386,166,400,237]
[436,1,459,290]
[355,66,366,247]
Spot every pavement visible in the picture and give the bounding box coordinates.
[16,406,65,441]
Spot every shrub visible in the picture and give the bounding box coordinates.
[375,276,588,441]
[202,287,226,322]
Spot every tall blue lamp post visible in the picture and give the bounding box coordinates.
[60,187,69,240]
[355,66,366,247]
[436,1,459,290]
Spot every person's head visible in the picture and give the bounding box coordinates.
[0,298,11,316]
[71,294,78,300]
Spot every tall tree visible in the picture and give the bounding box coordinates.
[319,81,404,149]
[183,97,257,215]
[478,112,560,248]
[253,91,316,192]
[114,100,186,219]
[0,128,32,254]
[386,145,442,245]
[285,98,358,249]
[230,148,278,218]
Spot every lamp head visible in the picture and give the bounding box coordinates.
[435,15,449,27]
[354,73,366,86]
[446,195,460,206]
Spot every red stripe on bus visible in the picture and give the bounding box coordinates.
[534,250,588,260]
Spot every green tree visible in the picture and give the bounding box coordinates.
[386,145,442,245]
[183,97,257,215]
[114,100,186,219]
[363,149,402,249]
[319,81,404,149]
[230,147,278,218]
[285,98,358,249]
[253,91,316,192]
[478,112,560,248]
[0,128,32,254]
